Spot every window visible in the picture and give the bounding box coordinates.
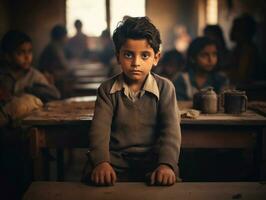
[66,0,107,37]
[206,0,218,24]
[110,0,146,34]
[66,0,146,37]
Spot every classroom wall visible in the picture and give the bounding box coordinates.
[2,0,264,64]
[146,0,199,51]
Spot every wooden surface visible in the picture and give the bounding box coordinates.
[22,100,266,126]
[22,101,94,125]
[23,182,266,200]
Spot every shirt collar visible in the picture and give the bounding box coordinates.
[110,73,160,100]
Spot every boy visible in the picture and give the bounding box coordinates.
[82,17,181,186]
[39,25,73,97]
[0,30,60,104]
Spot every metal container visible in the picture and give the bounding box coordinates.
[223,90,247,114]
[193,87,218,114]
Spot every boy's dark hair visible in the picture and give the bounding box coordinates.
[187,36,218,68]
[51,25,67,41]
[1,30,32,54]
[112,16,161,53]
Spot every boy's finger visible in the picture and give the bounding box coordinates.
[162,175,168,185]
[168,176,174,185]
[105,172,111,185]
[99,174,105,185]
[168,176,172,185]
[156,172,163,185]
[91,172,95,182]
[150,171,156,185]
[94,174,99,185]
[111,171,116,185]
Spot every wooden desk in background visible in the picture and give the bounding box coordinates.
[23,182,266,200]
[21,100,266,181]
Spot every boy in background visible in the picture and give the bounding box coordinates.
[82,17,181,186]
[0,30,60,103]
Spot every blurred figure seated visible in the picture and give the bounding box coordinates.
[174,37,229,101]
[65,19,90,60]
[156,49,185,82]
[228,14,261,84]
[38,25,74,97]
[203,24,229,71]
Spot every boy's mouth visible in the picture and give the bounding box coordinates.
[130,70,142,74]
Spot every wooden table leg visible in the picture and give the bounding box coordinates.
[57,148,64,181]
[29,128,47,180]
[260,127,266,180]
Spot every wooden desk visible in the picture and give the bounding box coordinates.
[23,182,266,200]
[22,101,266,181]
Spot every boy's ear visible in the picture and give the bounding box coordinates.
[153,51,161,66]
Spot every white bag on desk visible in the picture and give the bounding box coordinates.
[4,94,43,119]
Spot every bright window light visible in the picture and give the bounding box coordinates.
[110,0,146,34]
[206,0,218,24]
[66,0,107,37]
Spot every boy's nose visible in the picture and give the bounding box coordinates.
[25,54,32,61]
[132,56,141,67]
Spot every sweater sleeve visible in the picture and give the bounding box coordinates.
[157,80,181,169]
[88,84,114,166]
[26,69,61,102]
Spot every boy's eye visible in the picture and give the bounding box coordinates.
[124,52,133,59]
[141,53,150,60]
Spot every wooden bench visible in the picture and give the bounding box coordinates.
[23,182,266,200]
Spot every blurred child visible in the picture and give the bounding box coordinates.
[228,14,261,84]
[82,17,181,186]
[39,25,73,97]
[156,49,185,81]
[0,30,60,109]
[203,24,229,71]
[66,19,90,60]
[174,37,229,100]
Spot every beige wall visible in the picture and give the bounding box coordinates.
[146,0,198,51]
[146,0,179,51]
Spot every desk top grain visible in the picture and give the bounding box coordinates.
[23,182,266,200]
[22,100,266,126]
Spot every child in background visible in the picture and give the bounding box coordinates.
[0,30,60,102]
[39,25,73,97]
[174,37,229,100]
[82,17,181,186]
[156,49,185,82]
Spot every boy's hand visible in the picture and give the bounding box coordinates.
[150,164,176,186]
[91,162,117,186]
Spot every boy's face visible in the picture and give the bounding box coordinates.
[117,39,160,83]
[9,42,33,70]
[196,44,217,72]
